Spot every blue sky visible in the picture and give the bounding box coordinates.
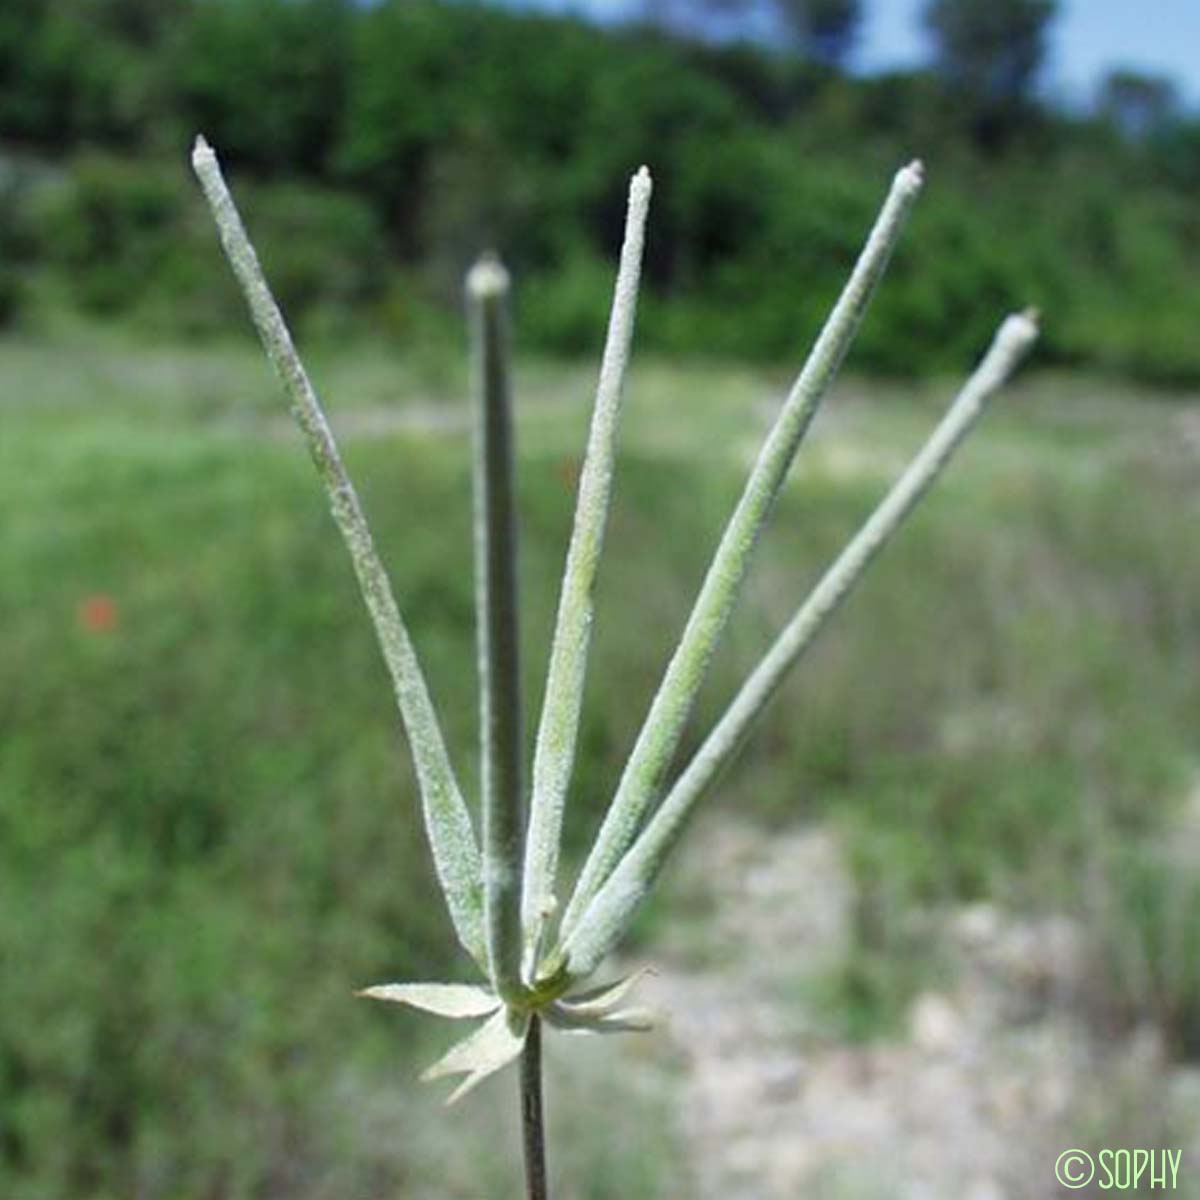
[860,0,1200,107]
[521,0,1200,108]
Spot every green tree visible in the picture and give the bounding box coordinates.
[1097,68,1179,141]
[776,0,862,67]
[923,0,1057,142]
[0,0,192,146]
[175,0,351,173]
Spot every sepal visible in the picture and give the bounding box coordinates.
[357,982,500,1018]
[544,1002,657,1036]
[421,1007,531,1105]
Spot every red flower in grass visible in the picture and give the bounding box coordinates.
[78,594,118,634]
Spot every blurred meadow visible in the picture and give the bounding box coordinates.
[4,1,1200,1197]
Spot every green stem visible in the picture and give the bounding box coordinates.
[191,135,486,968]
[523,166,652,969]
[520,1014,549,1200]
[468,255,525,1000]
[561,311,1039,980]
[560,160,925,938]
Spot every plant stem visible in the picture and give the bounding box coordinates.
[468,254,525,1001]
[191,135,487,969]
[520,1014,549,1200]
[559,160,925,939]
[561,311,1039,980]
[523,165,652,970]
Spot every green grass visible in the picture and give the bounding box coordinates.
[3,329,1200,1196]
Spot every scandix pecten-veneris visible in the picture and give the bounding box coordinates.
[192,136,1037,1199]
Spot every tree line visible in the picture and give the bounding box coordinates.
[1,0,1198,381]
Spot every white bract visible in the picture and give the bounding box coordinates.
[193,137,1038,1103]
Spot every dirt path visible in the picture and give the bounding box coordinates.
[623,816,1200,1199]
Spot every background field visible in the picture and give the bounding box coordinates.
[5,0,1200,1195]
[4,326,1200,1195]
